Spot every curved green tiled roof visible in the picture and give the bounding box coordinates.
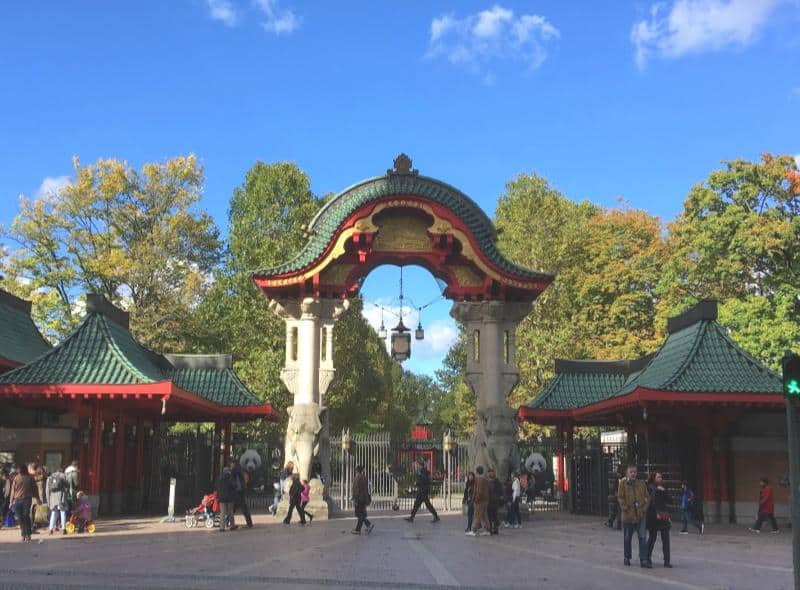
[0,302,267,409]
[0,296,51,365]
[529,359,648,410]
[168,368,261,407]
[616,320,781,396]
[0,313,164,385]
[253,172,552,282]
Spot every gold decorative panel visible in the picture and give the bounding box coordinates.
[372,213,434,252]
[452,265,484,287]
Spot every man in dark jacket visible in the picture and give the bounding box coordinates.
[404,458,439,523]
[351,464,374,535]
[487,468,504,535]
[283,472,306,526]
[216,466,236,532]
[750,476,779,533]
[230,458,252,529]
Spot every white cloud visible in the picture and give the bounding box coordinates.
[207,0,238,27]
[631,0,782,69]
[255,0,300,34]
[427,4,559,77]
[35,175,70,199]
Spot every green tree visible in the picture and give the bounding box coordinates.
[658,153,800,368]
[433,334,475,437]
[191,162,319,435]
[494,172,598,408]
[3,155,221,349]
[573,208,665,358]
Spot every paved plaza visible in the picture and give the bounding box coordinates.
[0,511,791,590]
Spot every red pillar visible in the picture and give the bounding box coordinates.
[112,414,126,513]
[87,401,103,496]
[77,415,88,491]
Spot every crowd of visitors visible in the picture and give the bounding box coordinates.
[0,459,87,542]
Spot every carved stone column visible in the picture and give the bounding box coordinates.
[451,300,531,478]
[268,297,348,519]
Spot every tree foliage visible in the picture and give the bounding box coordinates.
[657,153,800,368]
[3,155,221,349]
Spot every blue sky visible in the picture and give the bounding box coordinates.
[1,1,798,375]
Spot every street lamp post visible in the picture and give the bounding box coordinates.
[443,430,454,511]
[341,428,352,511]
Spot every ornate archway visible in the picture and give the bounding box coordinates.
[252,154,553,516]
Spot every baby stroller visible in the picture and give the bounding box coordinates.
[185,491,220,529]
[66,493,95,534]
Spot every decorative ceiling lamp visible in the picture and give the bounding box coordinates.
[378,306,387,339]
[391,266,411,362]
[415,306,425,341]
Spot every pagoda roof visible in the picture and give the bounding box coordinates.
[0,289,51,368]
[520,300,783,424]
[0,295,275,420]
[252,165,552,283]
[530,358,651,411]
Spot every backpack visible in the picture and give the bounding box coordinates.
[49,475,65,494]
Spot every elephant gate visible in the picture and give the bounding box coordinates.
[252,155,553,518]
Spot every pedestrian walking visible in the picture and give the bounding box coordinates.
[606,465,624,529]
[283,472,306,526]
[617,464,650,568]
[507,471,522,528]
[0,467,8,529]
[65,460,80,507]
[678,481,703,534]
[351,464,373,535]
[271,461,294,516]
[45,466,69,535]
[463,472,475,532]
[8,463,39,542]
[230,458,252,529]
[749,476,780,533]
[216,465,236,532]
[301,479,314,523]
[466,466,491,536]
[646,472,672,568]
[487,468,504,535]
[404,457,440,524]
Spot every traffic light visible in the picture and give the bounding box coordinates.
[783,353,800,397]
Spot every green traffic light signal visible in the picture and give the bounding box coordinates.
[784,353,800,398]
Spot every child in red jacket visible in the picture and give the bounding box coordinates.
[749,477,779,533]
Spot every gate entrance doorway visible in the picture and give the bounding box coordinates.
[251,155,554,517]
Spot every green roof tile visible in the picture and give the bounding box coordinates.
[0,295,51,365]
[0,313,164,385]
[0,303,266,409]
[168,368,262,407]
[253,173,552,282]
[616,320,781,396]
[526,301,782,411]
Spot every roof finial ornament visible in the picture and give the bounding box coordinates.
[388,153,418,177]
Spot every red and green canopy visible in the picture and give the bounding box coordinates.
[0,294,278,422]
[519,300,784,425]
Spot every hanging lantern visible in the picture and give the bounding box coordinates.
[391,319,411,362]
[415,321,424,341]
[377,304,388,339]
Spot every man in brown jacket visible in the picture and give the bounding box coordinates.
[351,464,373,535]
[466,466,492,536]
[617,464,651,568]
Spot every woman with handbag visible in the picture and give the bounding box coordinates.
[646,471,672,568]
